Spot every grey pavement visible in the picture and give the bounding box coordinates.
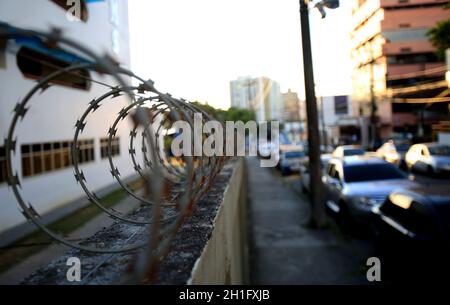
[247,157,374,285]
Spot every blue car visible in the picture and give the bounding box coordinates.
[278,149,306,175]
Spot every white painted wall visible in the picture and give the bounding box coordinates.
[0,0,141,233]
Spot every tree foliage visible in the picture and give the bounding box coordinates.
[427,5,450,60]
[191,101,255,123]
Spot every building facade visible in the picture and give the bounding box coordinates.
[0,0,137,235]
[282,89,305,122]
[318,95,361,146]
[351,0,450,147]
[230,76,283,122]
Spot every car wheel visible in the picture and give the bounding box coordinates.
[427,165,436,176]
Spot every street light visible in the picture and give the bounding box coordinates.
[299,0,339,228]
[314,0,340,18]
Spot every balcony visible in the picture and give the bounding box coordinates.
[383,40,436,55]
[387,63,446,81]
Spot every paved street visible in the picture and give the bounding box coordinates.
[247,157,375,285]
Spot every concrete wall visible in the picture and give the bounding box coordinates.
[188,157,249,285]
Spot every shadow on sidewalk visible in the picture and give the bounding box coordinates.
[246,157,376,285]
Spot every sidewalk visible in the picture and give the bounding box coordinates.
[246,157,374,284]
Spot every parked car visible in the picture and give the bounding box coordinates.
[278,148,306,175]
[323,156,417,230]
[376,140,410,168]
[302,144,334,155]
[299,154,332,193]
[371,186,450,281]
[405,143,450,175]
[332,145,366,159]
[321,145,334,154]
[372,186,450,249]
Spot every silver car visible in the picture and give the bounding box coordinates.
[405,143,450,175]
[300,154,332,193]
[323,156,417,229]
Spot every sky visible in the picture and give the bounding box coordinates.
[128,0,353,110]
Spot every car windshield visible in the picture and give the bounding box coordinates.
[344,148,365,156]
[344,163,405,182]
[428,145,450,156]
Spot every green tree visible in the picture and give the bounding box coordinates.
[223,107,255,123]
[191,101,220,118]
[427,5,450,60]
[190,102,255,123]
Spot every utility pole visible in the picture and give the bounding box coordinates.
[299,0,326,227]
[320,96,327,147]
[369,43,377,150]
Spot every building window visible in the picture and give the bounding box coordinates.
[387,53,439,65]
[382,29,428,43]
[110,0,120,26]
[334,96,349,115]
[400,48,412,53]
[77,139,96,164]
[16,47,91,90]
[100,138,120,159]
[21,139,95,178]
[0,146,6,184]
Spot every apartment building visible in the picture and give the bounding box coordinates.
[282,89,305,122]
[0,0,137,237]
[351,0,450,146]
[230,76,283,122]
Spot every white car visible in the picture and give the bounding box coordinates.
[405,143,450,175]
[332,145,366,159]
[376,140,410,168]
